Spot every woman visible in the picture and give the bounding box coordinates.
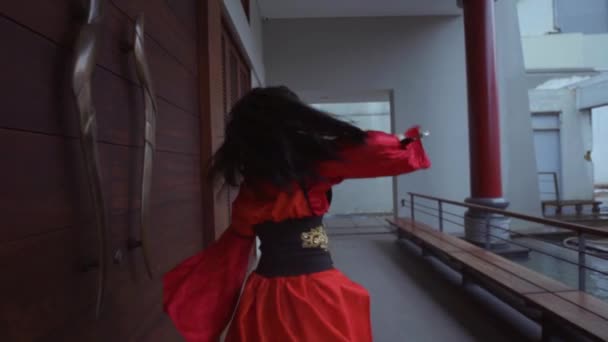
[163,86,431,342]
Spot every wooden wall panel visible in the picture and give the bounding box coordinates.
[199,0,229,241]
[1,0,210,340]
[0,229,97,341]
[48,205,199,341]
[0,14,199,154]
[220,24,252,223]
[0,129,201,244]
[0,129,90,243]
[165,0,199,37]
[134,314,185,342]
[110,0,198,72]
[0,137,200,339]
[0,14,78,136]
[0,1,198,114]
[156,101,200,155]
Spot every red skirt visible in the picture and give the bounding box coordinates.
[225,269,373,342]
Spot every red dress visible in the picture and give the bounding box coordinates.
[163,128,431,342]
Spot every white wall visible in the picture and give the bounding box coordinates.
[496,0,543,217]
[517,0,556,36]
[264,5,540,230]
[522,33,608,71]
[522,34,585,70]
[312,102,393,215]
[583,34,608,71]
[592,106,608,185]
[264,16,470,231]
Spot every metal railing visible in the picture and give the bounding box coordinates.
[407,193,608,292]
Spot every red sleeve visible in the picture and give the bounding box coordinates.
[163,228,254,342]
[318,126,431,181]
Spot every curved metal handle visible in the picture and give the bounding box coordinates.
[132,14,157,279]
[72,0,107,318]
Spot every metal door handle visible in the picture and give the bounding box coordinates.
[131,14,157,279]
[72,0,107,318]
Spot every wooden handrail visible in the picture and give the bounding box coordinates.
[408,192,608,237]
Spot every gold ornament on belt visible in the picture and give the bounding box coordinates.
[301,226,329,250]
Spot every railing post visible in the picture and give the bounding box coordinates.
[410,193,415,223]
[578,232,587,291]
[438,200,444,233]
[484,216,491,250]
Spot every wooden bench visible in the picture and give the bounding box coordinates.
[542,200,602,216]
[388,218,608,341]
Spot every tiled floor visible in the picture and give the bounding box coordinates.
[327,215,532,341]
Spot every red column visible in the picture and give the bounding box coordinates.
[462,0,503,199]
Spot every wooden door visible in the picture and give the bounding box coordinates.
[221,25,252,221]
[0,1,209,340]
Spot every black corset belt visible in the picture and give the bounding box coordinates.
[254,216,334,277]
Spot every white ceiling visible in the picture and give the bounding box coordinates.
[257,0,461,19]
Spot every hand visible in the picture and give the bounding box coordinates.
[400,130,429,146]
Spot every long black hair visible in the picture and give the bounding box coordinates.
[208,86,366,189]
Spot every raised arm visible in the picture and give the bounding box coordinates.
[318,126,431,181]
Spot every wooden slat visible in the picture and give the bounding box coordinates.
[51,206,200,341]
[0,2,198,114]
[470,250,572,293]
[103,4,199,113]
[156,100,200,155]
[43,215,160,341]
[151,151,202,205]
[0,14,78,136]
[421,229,483,252]
[0,228,97,341]
[526,293,608,340]
[0,203,202,341]
[390,221,545,293]
[556,291,608,321]
[392,218,576,293]
[0,15,199,153]
[165,0,198,37]
[1,1,204,340]
[1,129,201,243]
[390,218,417,232]
[149,201,205,274]
[109,0,198,72]
[392,218,608,340]
[96,71,200,154]
[451,252,545,294]
[391,218,483,252]
[0,130,90,243]
[133,313,183,342]
[0,1,76,48]
[99,144,202,215]
[0,0,196,73]
[402,228,463,253]
[145,33,199,114]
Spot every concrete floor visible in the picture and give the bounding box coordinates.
[325,217,533,342]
